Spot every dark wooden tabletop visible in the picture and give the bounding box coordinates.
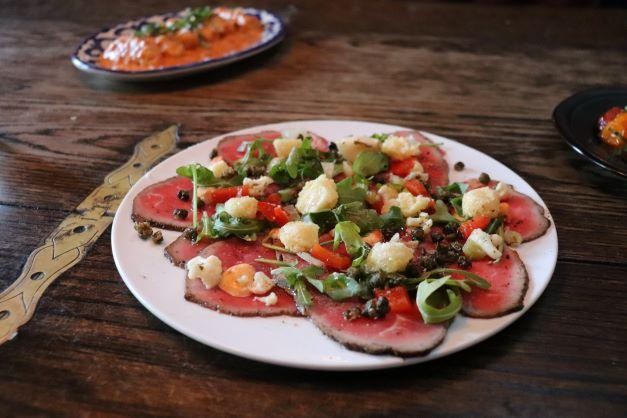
[1,1,626,416]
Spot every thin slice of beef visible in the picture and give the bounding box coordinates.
[132,176,215,230]
[216,130,282,165]
[307,292,447,357]
[465,179,550,242]
[184,238,299,316]
[393,130,449,188]
[164,233,213,268]
[457,247,529,318]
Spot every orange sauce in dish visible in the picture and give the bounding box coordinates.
[98,7,264,71]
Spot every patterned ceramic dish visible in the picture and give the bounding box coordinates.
[71,7,285,81]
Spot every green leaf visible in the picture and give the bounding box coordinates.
[307,272,362,300]
[419,267,491,290]
[268,137,323,185]
[212,211,265,239]
[450,196,464,218]
[380,206,405,233]
[416,276,462,324]
[486,216,504,234]
[235,139,271,177]
[195,211,215,242]
[333,221,369,267]
[371,133,389,142]
[442,182,469,195]
[176,163,242,187]
[302,210,337,232]
[333,202,382,233]
[352,151,389,177]
[431,200,460,224]
[271,265,323,309]
[336,175,368,205]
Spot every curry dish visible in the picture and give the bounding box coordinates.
[98,7,264,71]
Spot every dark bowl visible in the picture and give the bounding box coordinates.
[552,87,627,178]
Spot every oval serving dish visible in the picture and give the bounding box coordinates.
[71,7,285,81]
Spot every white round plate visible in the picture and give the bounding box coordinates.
[71,7,285,81]
[111,120,558,371]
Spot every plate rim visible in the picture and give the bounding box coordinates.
[70,6,285,80]
[111,119,558,371]
[552,86,627,178]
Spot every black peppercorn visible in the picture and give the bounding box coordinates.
[177,189,190,201]
[454,161,465,171]
[183,227,198,241]
[457,255,472,269]
[173,208,188,219]
[479,172,491,184]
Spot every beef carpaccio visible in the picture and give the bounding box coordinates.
[132,128,551,358]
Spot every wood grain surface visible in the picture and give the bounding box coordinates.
[1,1,626,417]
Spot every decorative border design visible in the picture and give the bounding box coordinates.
[70,8,285,80]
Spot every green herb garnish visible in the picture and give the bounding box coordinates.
[352,150,389,177]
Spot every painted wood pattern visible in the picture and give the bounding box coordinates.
[0,1,625,416]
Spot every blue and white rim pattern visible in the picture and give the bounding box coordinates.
[71,7,285,77]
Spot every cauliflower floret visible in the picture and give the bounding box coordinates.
[377,184,399,201]
[208,158,233,178]
[462,187,500,218]
[389,192,432,217]
[273,138,302,158]
[295,175,339,214]
[186,255,222,289]
[224,196,258,219]
[253,292,278,306]
[249,271,275,295]
[243,176,274,197]
[336,136,381,162]
[405,160,429,182]
[406,212,433,233]
[365,242,414,273]
[381,135,421,160]
[494,182,512,199]
[278,221,320,252]
[463,228,502,260]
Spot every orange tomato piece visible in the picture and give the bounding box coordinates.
[219,263,254,297]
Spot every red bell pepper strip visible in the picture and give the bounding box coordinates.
[404,179,429,197]
[311,244,352,270]
[390,158,417,177]
[459,215,491,239]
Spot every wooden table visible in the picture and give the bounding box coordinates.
[1,1,626,416]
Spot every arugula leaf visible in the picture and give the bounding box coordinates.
[302,211,337,232]
[352,151,389,177]
[334,202,383,233]
[195,211,214,242]
[212,211,265,239]
[380,206,405,233]
[333,221,369,267]
[271,265,324,310]
[486,216,504,234]
[307,272,362,300]
[416,276,462,324]
[235,139,271,177]
[431,200,460,224]
[268,137,323,185]
[450,196,464,218]
[176,163,242,187]
[371,133,389,142]
[336,175,369,205]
